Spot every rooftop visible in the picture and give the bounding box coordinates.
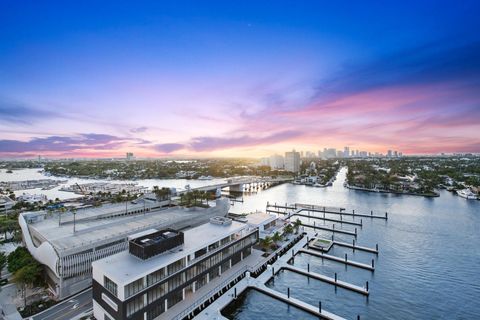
[22,199,229,253]
[246,212,277,226]
[93,220,250,285]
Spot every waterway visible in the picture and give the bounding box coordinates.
[223,168,480,319]
[2,167,479,318]
[0,168,227,200]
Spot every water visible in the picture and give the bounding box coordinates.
[224,168,480,319]
[0,168,227,200]
[221,288,318,320]
[3,167,480,318]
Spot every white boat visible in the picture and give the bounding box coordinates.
[198,175,213,180]
[456,189,478,200]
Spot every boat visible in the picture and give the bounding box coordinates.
[313,183,326,188]
[198,175,213,180]
[456,189,478,200]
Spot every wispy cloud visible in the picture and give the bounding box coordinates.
[0,98,58,124]
[0,133,132,154]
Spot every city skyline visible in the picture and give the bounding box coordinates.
[1,1,480,158]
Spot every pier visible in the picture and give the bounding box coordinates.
[267,209,363,226]
[266,202,388,220]
[332,240,379,254]
[283,265,370,296]
[300,222,357,236]
[299,248,375,271]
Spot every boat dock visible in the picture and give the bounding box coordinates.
[283,264,370,296]
[300,221,358,236]
[267,209,364,227]
[299,248,375,271]
[333,240,379,254]
[266,202,389,220]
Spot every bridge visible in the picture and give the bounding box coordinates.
[183,176,293,194]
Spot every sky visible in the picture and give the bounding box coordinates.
[1,0,479,158]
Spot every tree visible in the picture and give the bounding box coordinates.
[293,219,302,234]
[283,224,294,235]
[14,263,43,307]
[7,247,36,273]
[272,232,282,244]
[259,236,273,251]
[0,251,6,278]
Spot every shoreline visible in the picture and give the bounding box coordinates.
[344,183,440,198]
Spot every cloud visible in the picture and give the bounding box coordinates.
[154,143,185,153]
[130,126,148,133]
[0,133,131,154]
[189,130,302,152]
[0,98,58,124]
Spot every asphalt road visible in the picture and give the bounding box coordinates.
[32,288,92,320]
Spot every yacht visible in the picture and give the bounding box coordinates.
[457,189,478,200]
[198,175,213,180]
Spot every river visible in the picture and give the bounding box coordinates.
[224,167,480,319]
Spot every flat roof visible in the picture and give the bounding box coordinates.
[93,220,249,285]
[246,212,277,226]
[24,201,228,253]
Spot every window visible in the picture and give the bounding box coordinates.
[125,278,144,298]
[195,247,207,259]
[104,276,117,297]
[168,273,183,291]
[147,301,165,320]
[167,290,183,308]
[208,241,219,251]
[167,258,185,276]
[147,268,165,286]
[148,282,168,303]
[126,295,144,317]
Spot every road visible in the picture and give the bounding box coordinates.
[32,288,92,320]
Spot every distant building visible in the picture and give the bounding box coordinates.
[269,154,284,170]
[344,146,350,158]
[126,152,135,161]
[0,196,15,213]
[285,150,301,173]
[387,150,393,158]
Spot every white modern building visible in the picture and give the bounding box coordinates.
[92,217,258,320]
[19,198,230,299]
[285,150,300,173]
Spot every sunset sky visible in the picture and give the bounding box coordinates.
[1,1,479,158]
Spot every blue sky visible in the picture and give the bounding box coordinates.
[1,1,479,157]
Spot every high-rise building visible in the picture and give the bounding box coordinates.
[126,152,135,161]
[285,150,301,173]
[344,147,350,158]
[269,154,284,170]
[387,150,393,157]
[394,150,398,157]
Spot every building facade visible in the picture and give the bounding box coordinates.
[19,198,230,299]
[284,150,300,173]
[92,217,258,320]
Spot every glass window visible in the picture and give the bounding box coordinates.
[126,295,144,317]
[147,268,165,286]
[125,278,144,298]
[103,276,117,297]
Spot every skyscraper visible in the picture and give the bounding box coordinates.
[285,150,301,173]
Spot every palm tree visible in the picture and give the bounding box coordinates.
[259,236,273,251]
[293,219,302,234]
[283,224,294,236]
[272,231,282,244]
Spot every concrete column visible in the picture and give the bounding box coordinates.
[164,299,168,312]
[182,288,185,300]
[192,281,196,293]
[207,273,210,283]
[219,265,222,276]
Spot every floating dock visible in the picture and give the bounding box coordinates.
[283,265,370,296]
[299,248,375,271]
